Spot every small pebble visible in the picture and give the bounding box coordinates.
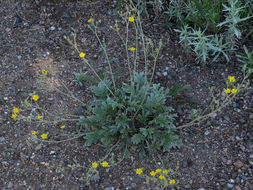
[235,186,241,190]
[1,161,8,165]
[8,182,13,188]
[6,27,11,32]
[233,160,243,168]
[204,131,210,136]
[104,187,114,190]
[156,72,162,77]
[0,137,5,143]
[226,160,232,165]
[227,183,233,188]
[50,26,56,31]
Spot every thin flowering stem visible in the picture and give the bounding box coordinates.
[32,133,86,143]
[133,18,138,79]
[178,70,252,130]
[56,77,84,104]
[134,3,148,78]
[149,40,162,84]
[125,19,133,82]
[90,24,116,90]
[75,50,115,97]
[131,40,162,120]
[99,140,120,162]
[33,105,79,118]
[65,34,115,97]
[80,55,115,97]
[115,21,133,82]
[53,86,84,104]
[22,116,79,124]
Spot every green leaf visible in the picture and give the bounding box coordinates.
[169,83,192,97]
[131,134,144,145]
[91,80,112,97]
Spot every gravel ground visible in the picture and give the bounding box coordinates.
[0,0,252,189]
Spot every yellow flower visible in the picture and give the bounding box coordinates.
[88,18,93,23]
[32,95,39,101]
[11,113,18,118]
[150,171,156,176]
[32,131,38,135]
[228,76,235,83]
[13,108,19,113]
[101,161,108,167]
[60,125,65,129]
[136,168,143,175]
[37,115,43,119]
[41,70,47,75]
[155,169,162,173]
[41,133,48,139]
[169,179,176,184]
[159,175,165,180]
[224,88,231,94]
[130,47,136,51]
[116,27,120,31]
[92,162,98,168]
[79,52,85,58]
[129,16,135,22]
[231,88,237,94]
[163,169,169,175]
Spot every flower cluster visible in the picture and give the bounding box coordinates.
[92,161,109,168]
[224,76,238,94]
[11,107,19,118]
[31,131,48,139]
[224,88,237,94]
[135,168,176,186]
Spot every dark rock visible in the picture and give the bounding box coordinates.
[11,86,17,96]
[183,159,193,168]
[216,160,222,167]
[13,15,22,28]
